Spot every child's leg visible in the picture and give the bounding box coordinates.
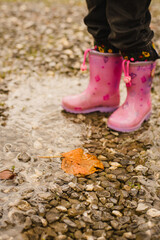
[106,0,159,132]
[106,0,159,61]
[84,0,110,45]
[84,0,119,53]
[62,0,122,114]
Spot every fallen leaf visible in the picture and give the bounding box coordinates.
[61,148,104,176]
[0,170,15,180]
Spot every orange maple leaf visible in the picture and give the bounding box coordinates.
[61,148,104,176]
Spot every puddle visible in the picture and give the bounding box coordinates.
[0,73,87,235]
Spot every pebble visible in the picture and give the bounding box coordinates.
[147,208,160,217]
[75,230,83,239]
[62,218,77,227]
[56,235,67,240]
[56,205,68,212]
[106,174,117,181]
[51,222,68,233]
[17,200,31,211]
[123,185,131,191]
[45,209,60,223]
[136,203,150,212]
[112,210,123,217]
[134,165,148,174]
[86,184,94,191]
[98,155,107,161]
[109,162,122,170]
[41,217,48,227]
[17,152,31,162]
[123,232,135,239]
[126,165,134,173]
[110,220,120,230]
[38,192,54,201]
[99,197,107,205]
[130,188,138,196]
[117,174,130,182]
[33,140,42,149]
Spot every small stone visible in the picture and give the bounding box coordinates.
[68,182,76,189]
[97,190,110,198]
[50,200,59,206]
[92,221,106,230]
[123,232,135,239]
[77,114,86,121]
[117,174,130,182]
[109,162,122,170]
[57,235,67,240]
[123,185,131,191]
[24,217,32,229]
[134,165,148,174]
[109,197,117,204]
[82,215,93,224]
[112,210,122,217]
[41,218,48,227]
[105,203,114,208]
[147,208,160,217]
[17,152,31,162]
[63,218,77,227]
[110,220,120,230]
[126,165,134,173]
[102,212,114,221]
[46,209,60,223]
[60,199,71,209]
[98,155,107,161]
[91,204,98,210]
[136,203,149,212]
[130,188,138,196]
[126,200,137,209]
[68,208,80,217]
[38,192,53,201]
[34,140,42,149]
[51,222,68,233]
[75,230,83,239]
[31,215,42,225]
[99,197,107,205]
[103,162,110,168]
[118,216,130,225]
[45,227,57,237]
[106,174,117,181]
[56,205,67,212]
[17,200,31,211]
[86,184,94,191]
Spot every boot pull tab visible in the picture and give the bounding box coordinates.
[80,46,97,71]
[123,60,132,87]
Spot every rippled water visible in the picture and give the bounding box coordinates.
[0,73,87,234]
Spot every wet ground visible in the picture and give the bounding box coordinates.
[0,0,160,239]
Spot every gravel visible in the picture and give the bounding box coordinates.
[0,0,160,240]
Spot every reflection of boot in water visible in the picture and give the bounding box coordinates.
[62,49,122,114]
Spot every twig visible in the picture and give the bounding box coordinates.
[38,155,62,159]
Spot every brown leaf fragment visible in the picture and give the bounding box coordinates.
[0,170,15,180]
[61,148,104,176]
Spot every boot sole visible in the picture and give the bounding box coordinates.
[62,105,119,114]
[107,111,151,133]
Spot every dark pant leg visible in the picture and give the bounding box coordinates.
[106,0,153,50]
[84,0,110,45]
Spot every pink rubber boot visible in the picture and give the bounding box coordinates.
[62,49,122,114]
[107,60,157,132]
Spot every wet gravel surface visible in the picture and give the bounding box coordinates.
[0,0,160,239]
